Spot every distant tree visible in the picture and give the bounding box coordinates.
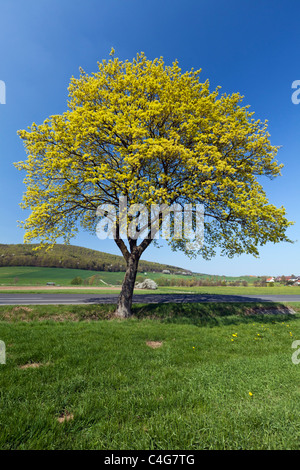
[15,51,293,317]
[135,275,144,284]
[278,275,285,285]
[71,276,82,285]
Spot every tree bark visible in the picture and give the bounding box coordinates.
[114,251,140,318]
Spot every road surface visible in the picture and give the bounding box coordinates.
[0,293,300,305]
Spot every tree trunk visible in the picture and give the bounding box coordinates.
[115,252,140,318]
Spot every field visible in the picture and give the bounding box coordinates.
[0,266,298,296]
[0,266,257,287]
[0,266,123,286]
[1,302,300,450]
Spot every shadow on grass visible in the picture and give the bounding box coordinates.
[131,302,299,327]
[0,302,298,327]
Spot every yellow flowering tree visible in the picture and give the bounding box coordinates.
[15,51,293,317]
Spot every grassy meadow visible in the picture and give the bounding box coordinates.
[1,302,300,449]
[0,266,122,286]
[1,264,300,449]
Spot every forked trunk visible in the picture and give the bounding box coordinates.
[115,253,140,318]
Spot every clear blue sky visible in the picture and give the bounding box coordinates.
[0,0,299,276]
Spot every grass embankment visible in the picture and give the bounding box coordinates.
[1,302,300,449]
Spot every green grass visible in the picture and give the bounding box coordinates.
[1,301,299,323]
[155,285,300,296]
[1,285,300,296]
[1,302,300,449]
[0,266,123,286]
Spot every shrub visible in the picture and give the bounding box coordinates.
[71,276,83,285]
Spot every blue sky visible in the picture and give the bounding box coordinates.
[0,0,299,276]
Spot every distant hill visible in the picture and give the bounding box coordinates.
[0,243,183,274]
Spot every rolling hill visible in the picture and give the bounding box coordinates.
[0,244,262,286]
[0,243,184,274]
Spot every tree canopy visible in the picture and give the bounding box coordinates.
[15,51,293,316]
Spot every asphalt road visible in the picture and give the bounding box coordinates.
[0,293,300,305]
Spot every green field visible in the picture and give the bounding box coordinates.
[0,266,123,286]
[0,266,299,296]
[0,266,197,287]
[1,302,300,450]
[0,266,258,287]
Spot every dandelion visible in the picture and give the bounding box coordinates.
[249,392,253,397]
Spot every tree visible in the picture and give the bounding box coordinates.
[71,276,82,286]
[15,51,293,317]
[280,275,286,285]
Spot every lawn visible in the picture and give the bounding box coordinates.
[1,302,300,450]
